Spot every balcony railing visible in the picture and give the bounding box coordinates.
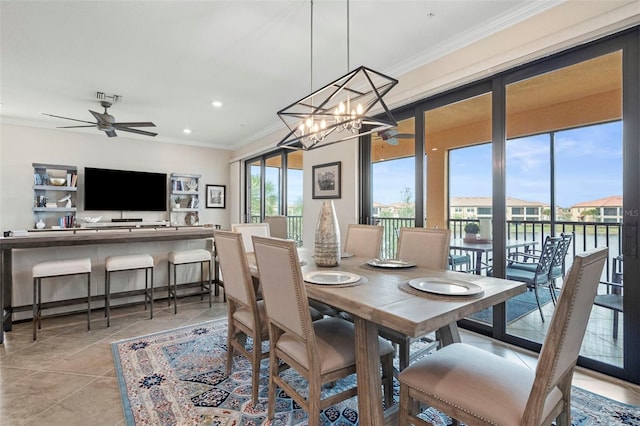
[372,217,622,279]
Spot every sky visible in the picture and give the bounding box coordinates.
[373,121,622,208]
[281,120,622,209]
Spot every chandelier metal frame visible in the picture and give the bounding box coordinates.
[276,0,397,151]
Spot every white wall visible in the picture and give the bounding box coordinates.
[0,124,232,231]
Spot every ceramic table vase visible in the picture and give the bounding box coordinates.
[315,200,341,266]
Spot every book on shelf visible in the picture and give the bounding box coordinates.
[70,173,78,187]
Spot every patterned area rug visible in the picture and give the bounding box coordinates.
[112,318,640,425]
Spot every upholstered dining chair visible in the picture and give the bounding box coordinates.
[396,227,451,268]
[252,236,395,425]
[381,227,451,372]
[398,246,608,426]
[231,223,270,253]
[506,235,561,322]
[213,230,269,405]
[343,223,384,258]
[264,215,288,239]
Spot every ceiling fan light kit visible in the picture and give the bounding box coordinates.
[276,0,397,151]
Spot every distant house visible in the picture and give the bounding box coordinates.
[450,197,548,221]
[570,196,622,222]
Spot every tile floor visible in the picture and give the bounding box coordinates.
[1,294,639,426]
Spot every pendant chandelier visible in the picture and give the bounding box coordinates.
[277,0,398,151]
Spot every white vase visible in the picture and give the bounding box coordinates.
[314,200,341,267]
[35,219,45,229]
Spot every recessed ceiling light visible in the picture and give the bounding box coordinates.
[431,147,438,151]
[211,101,223,108]
[183,128,192,134]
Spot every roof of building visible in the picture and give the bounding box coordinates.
[571,195,622,208]
[450,196,546,207]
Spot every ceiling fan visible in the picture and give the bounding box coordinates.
[377,129,414,145]
[43,101,157,138]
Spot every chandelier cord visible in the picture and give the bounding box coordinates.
[310,0,314,93]
[346,0,350,72]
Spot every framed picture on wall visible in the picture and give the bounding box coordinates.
[312,162,341,199]
[206,184,226,208]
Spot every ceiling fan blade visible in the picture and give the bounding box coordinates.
[89,109,110,123]
[386,138,400,146]
[42,113,96,125]
[395,133,415,138]
[116,127,158,137]
[57,125,98,128]
[113,122,156,128]
[105,129,117,137]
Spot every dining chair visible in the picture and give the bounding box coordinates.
[251,236,395,425]
[343,223,383,258]
[264,215,288,239]
[381,227,451,372]
[213,230,269,405]
[398,246,608,426]
[506,235,561,322]
[396,227,451,268]
[231,223,270,253]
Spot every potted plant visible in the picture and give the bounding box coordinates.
[173,196,182,209]
[464,222,480,240]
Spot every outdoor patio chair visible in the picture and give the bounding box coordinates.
[398,247,608,426]
[252,236,395,424]
[506,235,561,322]
[594,254,623,339]
[509,233,573,304]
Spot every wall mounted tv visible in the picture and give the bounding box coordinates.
[84,167,167,211]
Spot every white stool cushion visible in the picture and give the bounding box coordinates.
[168,249,211,264]
[33,258,92,278]
[105,254,154,271]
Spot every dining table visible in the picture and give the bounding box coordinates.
[450,238,539,275]
[250,248,526,424]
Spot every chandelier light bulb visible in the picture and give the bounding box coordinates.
[356,103,363,115]
[338,101,346,114]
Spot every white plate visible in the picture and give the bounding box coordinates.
[304,271,361,285]
[341,252,354,258]
[408,278,483,296]
[367,258,416,268]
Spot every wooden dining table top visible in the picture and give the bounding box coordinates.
[295,249,526,338]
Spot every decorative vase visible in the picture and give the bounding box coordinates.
[35,219,45,229]
[314,200,341,267]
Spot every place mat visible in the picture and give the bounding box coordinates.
[398,281,484,300]
[306,276,368,288]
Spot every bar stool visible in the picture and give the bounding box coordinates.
[32,258,92,341]
[105,254,154,327]
[167,249,212,314]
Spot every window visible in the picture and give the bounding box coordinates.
[478,207,492,215]
[526,207,539,215]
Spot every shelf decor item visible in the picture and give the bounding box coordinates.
[314,200,341,267]
[312,161,341,199]
[206,184,225,209]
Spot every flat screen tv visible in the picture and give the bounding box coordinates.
[84,167,167,211]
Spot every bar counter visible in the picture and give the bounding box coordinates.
[1,226,216,342]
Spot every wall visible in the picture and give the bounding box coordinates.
[1,124,232,230]
[0,123,232,319]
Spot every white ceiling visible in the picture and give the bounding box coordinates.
[0,0,557,151]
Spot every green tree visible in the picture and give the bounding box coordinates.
[398,186,415,218]
[250,175,279,218]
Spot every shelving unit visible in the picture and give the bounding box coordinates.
[32,163,78,229]
[170,173,201,226]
